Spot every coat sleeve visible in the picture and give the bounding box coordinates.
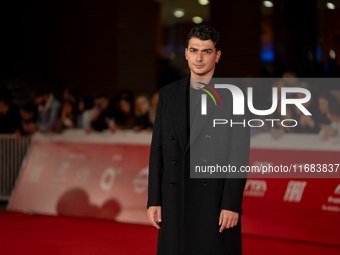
[147,88,164,209]
[220,92,250,215]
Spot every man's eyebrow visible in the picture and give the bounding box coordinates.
[188,47,213,51]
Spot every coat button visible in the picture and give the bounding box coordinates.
[205,134,211,139]
[170,181,175,186]
[171,158,177,163]
[170,135,174,140]
[202,180,208,186]
[201,157,207,162]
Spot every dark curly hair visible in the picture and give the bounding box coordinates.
[186,26,221,52]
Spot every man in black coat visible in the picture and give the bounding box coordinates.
[147,26,250,255]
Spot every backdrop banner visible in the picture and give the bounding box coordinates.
[8,130,340,246]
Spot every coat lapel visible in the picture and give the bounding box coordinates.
[185,73,220,152]
[172,76,189,152]
[172,73,220,153]
[185,87,215,152]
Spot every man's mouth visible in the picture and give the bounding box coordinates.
[194,64,204,68]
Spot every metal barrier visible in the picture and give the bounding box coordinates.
[0,135,31,200]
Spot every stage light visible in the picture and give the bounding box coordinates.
[326,2,335,9]
[173,9,185,18]
[193,16,203,24]
[263,1,274,8]
[198,0,209,6]
[330,49,336,59]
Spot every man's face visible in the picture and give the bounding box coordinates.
[185,37,221,78]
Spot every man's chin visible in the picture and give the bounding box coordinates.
[192,69,210,77]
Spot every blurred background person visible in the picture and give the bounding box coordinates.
[15,103,37,136]
[88,93,113,132]
[148,91,159,126]
[269,100,298,139]
[77,95,94,130]
[111,91,135,131]
[282,71,299,87]
[133,94,153,132]
[250,102,274,136]
[63,87,78,103]
[319,107,340,144]
[317,92,339,128]
[293,81,319,133]
[0,96,20,134]
[34,86,61,133]
[54,99,77,133]
[278,103,298,133]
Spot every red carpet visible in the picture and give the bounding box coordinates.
[0,210,157,255]
[1,210,339,255]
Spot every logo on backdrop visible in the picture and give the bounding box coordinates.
[334,184,340,195]
[133,167,149,194]
[283,181,307,202]
[244,180,267,197]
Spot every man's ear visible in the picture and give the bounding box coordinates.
[216,50,221,63]
[185,48,188,60]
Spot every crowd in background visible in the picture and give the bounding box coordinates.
[0,86,159,135]
[249,71,340,144]
[1,71,340,144]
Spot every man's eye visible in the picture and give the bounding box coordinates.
[204,51,211,54]
[190,49,196,52]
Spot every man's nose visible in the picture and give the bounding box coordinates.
[196,52,203,61]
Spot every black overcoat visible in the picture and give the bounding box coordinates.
[147,75,250,255]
